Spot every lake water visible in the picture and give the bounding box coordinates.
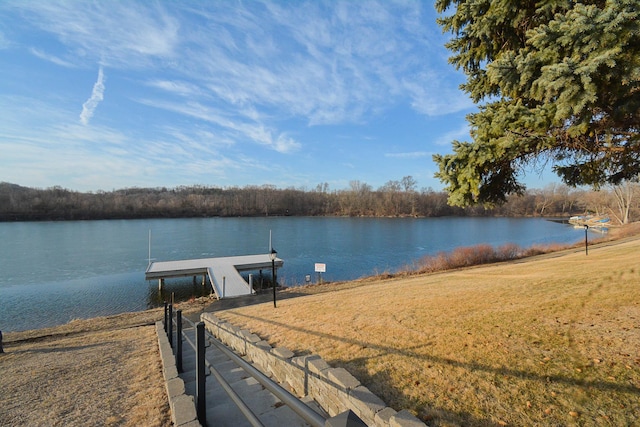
[0,217,589,332]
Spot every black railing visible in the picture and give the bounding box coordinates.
[195,322,206,424]
[160,303,336,427]
[176,310,182,373]
[162,304,364,427]
[164,304,265,427]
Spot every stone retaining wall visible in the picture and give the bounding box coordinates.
[155,321,201,427]
[201,313,425,427]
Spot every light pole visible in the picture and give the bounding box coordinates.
[270,248,277,308]
[584,224,589,255]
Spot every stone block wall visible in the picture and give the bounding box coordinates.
[201,313,425,427]
[155,321,201,427]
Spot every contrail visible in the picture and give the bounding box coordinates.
[80,66,105,125]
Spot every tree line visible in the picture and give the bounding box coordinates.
[1,179,637,223]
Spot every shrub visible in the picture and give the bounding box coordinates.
[416,243,532,274]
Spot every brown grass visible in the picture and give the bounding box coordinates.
[215,237,640,426]
[0,298,210,427]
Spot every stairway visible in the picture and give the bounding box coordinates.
[179,327,326,427]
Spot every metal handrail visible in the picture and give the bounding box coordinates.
[181,324,265,427]
[182,316,196,328]
[205,331,326,427]
[176,314,326,427]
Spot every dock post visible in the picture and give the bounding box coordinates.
[193,276,196,285]
[158,278,164,292]
[202,275,206,286]
[249,274,253,294]
[176,310,182,373]
[195,322,207,425]
[222,276,226,298]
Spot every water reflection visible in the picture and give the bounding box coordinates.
[146,271,274,305]
[146,278,214,306]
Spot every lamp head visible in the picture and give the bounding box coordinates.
[269,248,277,261]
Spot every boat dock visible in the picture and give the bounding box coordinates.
[145,254,283,299]
[569,215,611,228]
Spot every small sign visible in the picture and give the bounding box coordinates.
[314,263,326,273]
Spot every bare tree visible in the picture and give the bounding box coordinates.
[609,181,637,225]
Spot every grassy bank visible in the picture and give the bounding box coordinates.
[214,235,640,426]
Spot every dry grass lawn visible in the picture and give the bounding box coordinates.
[0,309,175,426]
[215,238,640,426]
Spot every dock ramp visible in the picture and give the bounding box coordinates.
[207,264,251,299]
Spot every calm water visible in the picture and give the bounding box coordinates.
[0,217,588,332]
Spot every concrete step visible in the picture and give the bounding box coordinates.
[174,329,321,426]
[206,387,277,427]
[205,376,265,404]
[260,403,314,427]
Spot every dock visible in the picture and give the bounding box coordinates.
[569,215,611,228]
[145,254,283,299]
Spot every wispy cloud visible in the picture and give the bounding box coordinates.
[273,134,301,154]
[385,151,432,159]
[80,66,105,125]
[9,1,468,129]
[136,98,301,154]
[170,0,465,128]
[404,71,474,116]
[0,95,249,190]
[434,124,471,146]
[30,48,75,67]
[7,2,179,67]
[0,30,9,49]
[146,80,202,97]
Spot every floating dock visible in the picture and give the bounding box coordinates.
[145,254,283,299]
[569,215,611,228]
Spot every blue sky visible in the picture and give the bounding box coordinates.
[0,1,551,192]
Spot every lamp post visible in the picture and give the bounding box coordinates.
[584,224,589,255]
[269,248,277,308]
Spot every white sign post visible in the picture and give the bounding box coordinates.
[314,263,326,284]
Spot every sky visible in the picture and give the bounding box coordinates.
[0,1,554,193]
